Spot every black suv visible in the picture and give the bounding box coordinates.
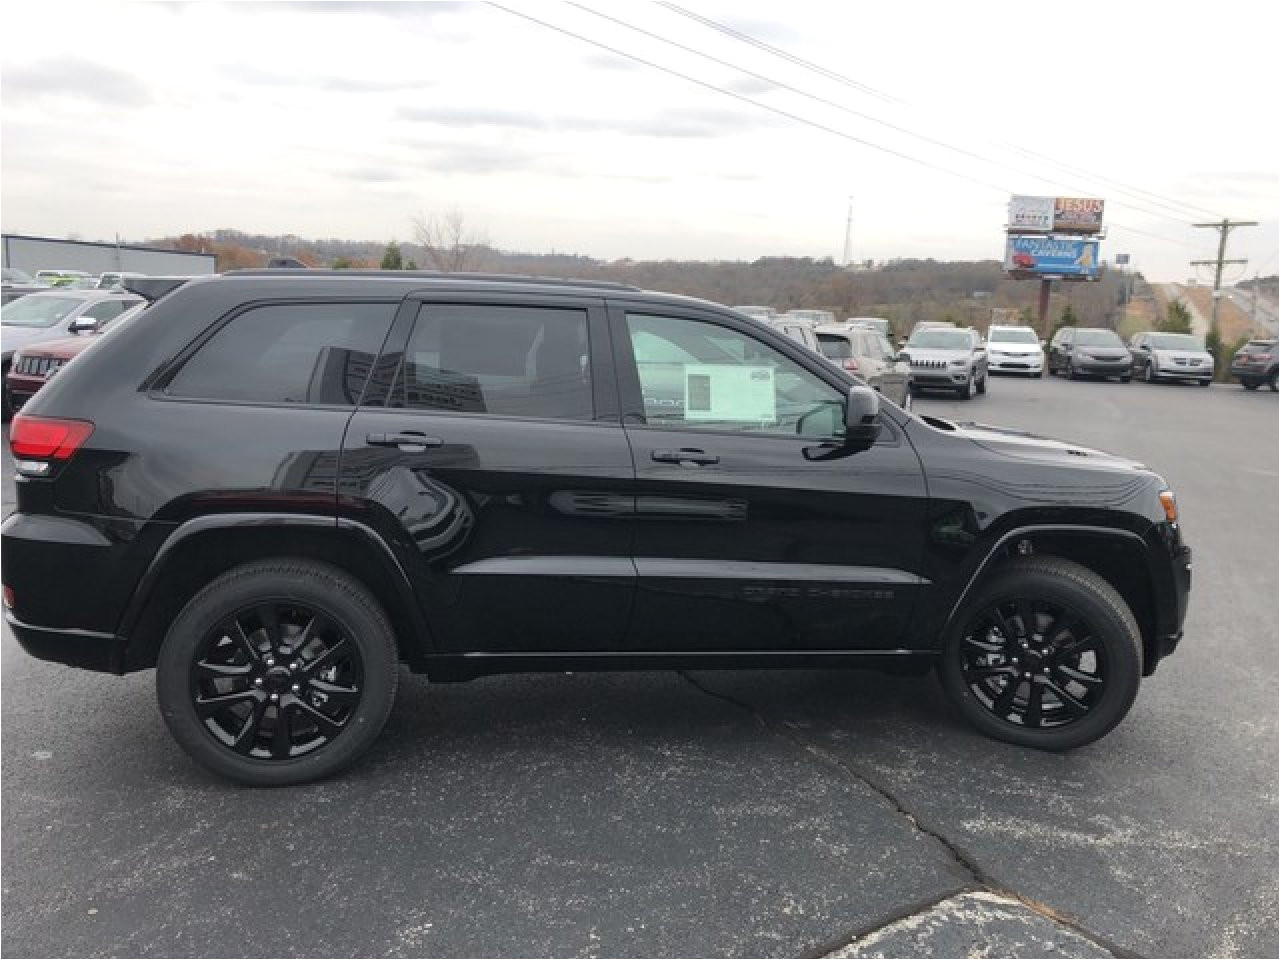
[1230,338,1278,390]
[2,272,1192,784]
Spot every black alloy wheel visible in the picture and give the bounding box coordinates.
[157,559,397,785]
[939,557,1141,750]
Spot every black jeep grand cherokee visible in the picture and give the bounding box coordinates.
[2,272,1191,785]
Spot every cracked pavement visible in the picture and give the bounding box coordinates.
[3,376,1277,957]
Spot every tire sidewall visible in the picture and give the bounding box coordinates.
[939,560,1142,750]
[156,561,397,786]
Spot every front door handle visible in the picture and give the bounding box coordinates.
[651,448,719,466]
[366,431,444,452]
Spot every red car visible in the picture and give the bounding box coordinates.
[5,302,147,412]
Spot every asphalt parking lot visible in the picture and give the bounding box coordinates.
[2,375,1277,958]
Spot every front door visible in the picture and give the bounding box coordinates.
[610,304,928,652]
[340,293,636,653]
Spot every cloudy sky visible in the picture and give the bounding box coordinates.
[2,0,1277,282]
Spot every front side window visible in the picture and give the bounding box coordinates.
[167,302,395,405]
[626,313,844,438]
[382,303,592,420]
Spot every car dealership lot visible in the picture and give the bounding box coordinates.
[2,376,1276,958]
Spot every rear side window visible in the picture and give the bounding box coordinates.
[378,303,593,420]
[167,302,395,406]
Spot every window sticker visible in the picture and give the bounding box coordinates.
[682,364,776,422]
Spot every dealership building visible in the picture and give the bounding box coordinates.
[2,233,216,277]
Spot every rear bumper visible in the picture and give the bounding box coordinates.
[4,608,119,672]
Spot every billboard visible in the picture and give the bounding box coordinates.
[1007,196,1105,234]
[1004,236,1101,278]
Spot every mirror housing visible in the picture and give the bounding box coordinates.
[1039,339,1047,347]
[844,384,882,444]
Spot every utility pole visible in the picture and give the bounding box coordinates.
[1192,218,1258,335]
[842,196,853,268]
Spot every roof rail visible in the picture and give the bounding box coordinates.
[122,276,200,302]
[225,269,641,292]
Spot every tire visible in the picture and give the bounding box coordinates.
[1143,362,1155,384]
[1035,368,1044,379]
[1120,376,1131,383]
[1269,370,1278,391]
[1198,379,1210,387]
[1067,360,1079,381]
[1242,379,1259,391]
[156,559,399,786]
[976,372,987,395]
[938,556,1142,751]
[956,376,973,400]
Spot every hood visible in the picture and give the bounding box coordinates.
[904,346,970,362]
[1074,345,1128,360]
[988,343,1043,356]
[1,324,73,355]
[932,417,1147,471]
[13,333,97,360]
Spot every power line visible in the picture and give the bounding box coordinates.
[658,2,1222,224]
[486,3,1199,251]
[569,2,1198,228]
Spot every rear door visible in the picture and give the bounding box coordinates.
[339,291,636,654]
[610,301,928,652]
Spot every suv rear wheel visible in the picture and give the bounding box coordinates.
[156,559,398,786]
[938,556,1141,750]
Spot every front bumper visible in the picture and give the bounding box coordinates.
[910,368,970,388]
[1152,365,1212,381]
[989,355,1043,373]
[1073,359,1131,377]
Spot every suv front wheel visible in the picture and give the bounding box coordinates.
[938,556,1142,750]
[156,559,399,786]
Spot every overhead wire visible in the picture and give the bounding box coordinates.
[488,3,1200,251]
[657,1,1223,224]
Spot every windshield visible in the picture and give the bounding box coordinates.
[908,329,971,349]
[1074,329,1124,347]
[1,295,83,328]
[817,334,853,359]
[2,268,34,284]
[1149,333,1204,350]
[989,327,1038,344]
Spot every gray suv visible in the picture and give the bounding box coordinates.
[902,326,988,399]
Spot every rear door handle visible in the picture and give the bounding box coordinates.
[651,448,719,466]
[366,431,444,452]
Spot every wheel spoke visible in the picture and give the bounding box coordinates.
[256,604,281,646]
[271,704,293,759]
[302,638,351,676]
[308,679,360,708]
[963,665,1017,684]
[1045,681,1090,718]
[991,678,1021,718]
[964,633,1006,654]
[232,698,269,753]
[291,698,345,738]
[1024,681,1044,727]
[1014,598,1038,641]
[1040,610,1075,648]
[195,688,259,717]
[229,620,261,665]
[1053,663,1103,687]
[991,606,1020,645]
[1054,633,1100,662]
[195,659,253,681]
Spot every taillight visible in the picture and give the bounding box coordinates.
[9,415,94,475]
[842,357,860,372]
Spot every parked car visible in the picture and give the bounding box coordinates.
[5,302,149,412]
[1,267,43,306]
[901,326,988,399]
[814,323,910,406]
[1229,339,1278,391]
[2,289,144,419]
[3,271,1191,784]
[986,325,1046,377]
[783,308,837,326]
[1048,327,1132,381]
[847,316,891,338]
[1128,332,1213,386]
[764,316,822,353]
[732,305,778,323]
[34,269,94,288]
[96,271,146,290]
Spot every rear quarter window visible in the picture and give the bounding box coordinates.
[165,302,396,406]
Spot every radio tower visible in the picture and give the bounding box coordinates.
[842,196,853,267]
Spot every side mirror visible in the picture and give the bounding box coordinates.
[896,350,911,362]
[70,317,99,333]
[844,384,882,444]
[1141,344,1151,351]
[1039,339,1047,348]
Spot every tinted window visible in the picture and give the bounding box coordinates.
[627,313,844,438]
[167,302,395,405]
[82,298,140,322]
[382,303,592,420]
[817,333,853,359]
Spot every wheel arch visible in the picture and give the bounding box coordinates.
[115,514,431,673]
[943,525,1162,676]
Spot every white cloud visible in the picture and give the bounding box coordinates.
[1,0,1276,280]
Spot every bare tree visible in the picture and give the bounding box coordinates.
[411,208,490,273]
